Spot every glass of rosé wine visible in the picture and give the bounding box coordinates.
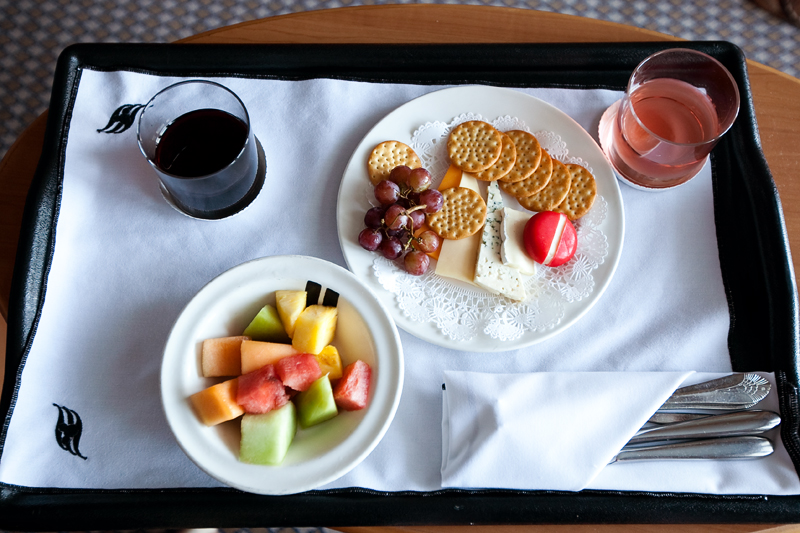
[599,48,740,190]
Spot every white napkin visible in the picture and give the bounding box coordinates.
[0,69,797,496]
[441,370,692,491]
[442,371,798,494]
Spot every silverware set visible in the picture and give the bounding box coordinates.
[611,373,780,464]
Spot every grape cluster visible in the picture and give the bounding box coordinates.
[358,165,444,276]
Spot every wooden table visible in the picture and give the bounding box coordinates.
[0,5,797,532]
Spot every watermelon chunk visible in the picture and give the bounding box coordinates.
[236,364,290,414]
[275,354,323,392]
[333,360,371,411]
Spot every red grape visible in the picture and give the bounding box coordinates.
[374,180,400,205]
[414,230,441,253]
[364,206,385,229]
[408,167,432,192]
[358,228,383,251]
[389,165,412,187]
[404,250,430,276]
[408,209,426,231]
[379,236,404,260]
[384,204,410,231]
[419,189,443,213]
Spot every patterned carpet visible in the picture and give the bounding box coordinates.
[0,0,799,164]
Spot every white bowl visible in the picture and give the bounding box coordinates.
[161,255,404,494]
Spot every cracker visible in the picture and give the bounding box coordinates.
[498,148,554,198]
[500,130,542,183]
[517,156,572,213]
[472,132,516,182]
[553,163,597,220]
[427,186,487,240]
[447,121,503,173]
[367,140,421,185]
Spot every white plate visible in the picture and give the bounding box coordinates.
[161,255,404,494]
[337,86,624,352]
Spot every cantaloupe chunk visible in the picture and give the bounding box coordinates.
[315,345,343,381]
[201,335,249,377]
[292,305,338,355]
[190,378,244,426]
[240,340,300,374]
[276,290,307,338]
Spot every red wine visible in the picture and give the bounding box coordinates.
[154,108,248,178]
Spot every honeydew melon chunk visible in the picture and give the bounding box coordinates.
[243,304,290,343]
[275,290,307,338]
[240,402,297,465]
[292,305,338,355]
[296,374,338,428]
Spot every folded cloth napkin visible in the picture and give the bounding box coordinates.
[441,371,798,492]
[441,370,693,491]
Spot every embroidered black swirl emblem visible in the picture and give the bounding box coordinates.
[53,403,87,460]
[97,103,145,134]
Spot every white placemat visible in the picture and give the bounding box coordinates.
[0,69,797,495]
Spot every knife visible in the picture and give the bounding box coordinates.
[629,410,780,445]
[610,436,774,464]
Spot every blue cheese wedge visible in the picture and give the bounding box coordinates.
[473,181,526,301]
[500,207,537,276]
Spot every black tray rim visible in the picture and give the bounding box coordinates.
[2,41,799,528]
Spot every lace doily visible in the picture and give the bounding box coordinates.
[370,114,609,343]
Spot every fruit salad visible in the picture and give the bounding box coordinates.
[189,281,372,466]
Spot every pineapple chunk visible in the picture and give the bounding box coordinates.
[276,290,307,338]
[292,305,338,355]
[316,345,343,381]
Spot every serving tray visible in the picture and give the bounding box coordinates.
[1,41,799,528]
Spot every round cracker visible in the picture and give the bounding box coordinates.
[518,157,572,213]
[500,130,542,183]
[367,140,421,185]
[447,121,503,173]
[472,132,517,182]
[552,164,597,220]
[498,148,554,198]
[427,186,487,240]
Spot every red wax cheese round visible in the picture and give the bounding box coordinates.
[523,211,577,267]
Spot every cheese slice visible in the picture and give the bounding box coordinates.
[473,181,526,301]
[500,207,537,276]
[434,173,483,285]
